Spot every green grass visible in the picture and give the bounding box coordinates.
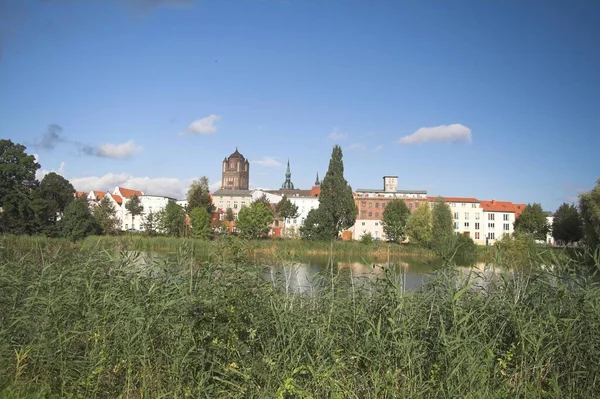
[1,236,599,397]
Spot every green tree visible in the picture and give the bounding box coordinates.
[0,140,40,235]
[552,203,583,245]
[406,202,433,246]
[236,201,274,239]
[125,194,144,231]
[59,197,99,241]
[300,208,336,241]
[92,196,120,235]
[275,195,299,235]
[579,178,600,249]
[317,145,357,239]
[157,202,187,237]
[514,203,549,241]
[254,193,273,211]
[225,207,235,222]
[431,198,456,259]
[382,199,410,243]
[39,172,75,222]
[186,176,215,214]
[190,207,213,240]
[142,211,158,234]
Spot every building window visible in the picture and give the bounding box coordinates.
[368,203,372,208]
[375,222,379,226]
[451,203,456,207]
[234,202,238,209]
[454,212,459,220]
[360,211,366,218]
[503,214,509,221]
[488,223,495,229]
[475,223,480,230]
[465,212,469,220]
[462,203,466,207]
[472,203,477,208]
[503,223,510,231]
[454,222,459,230]
[475,232,480,240]
[464,222,469,228]
[375,203,379,208]
[293,219,297,224]
[488,232,496,240]
[362,222,365,226]
[368,212,372,217]
[475,213,480,220]
[488,213,495,221]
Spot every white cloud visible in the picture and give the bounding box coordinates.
[252,156,283,168]
[374,145,384,152]
[70,173,193,199]
[83,140,143,159]
[397,124,472,145]
[209,180,222,191]
[345,142,367,151]
[182,114,220,135]
[328,130,347,141]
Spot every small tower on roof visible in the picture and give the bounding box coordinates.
[314,171,320,186]
[280,159,295,190]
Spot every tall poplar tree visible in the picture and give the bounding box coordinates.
[431,198,455,259]
[317,145,357,239]
[579,178,600,249]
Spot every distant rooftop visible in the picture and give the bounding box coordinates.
[212,189,253,196]
[356,188,427,194]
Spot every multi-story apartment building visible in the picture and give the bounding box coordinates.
[212,189,253,223]
[429,197,485,245]
[351,176,428,240]
[480,200,518,245]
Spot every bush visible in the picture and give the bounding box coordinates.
[360,231,374,245]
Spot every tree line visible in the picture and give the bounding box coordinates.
[2,139,599,249]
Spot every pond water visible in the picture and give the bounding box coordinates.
[124,251,500,293]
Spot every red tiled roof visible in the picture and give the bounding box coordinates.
[89,191,106,200]
[480,200,515,212]
[118,187,143,199]
[310,186,321,197]
[513,203,526,218]
[428,196,479,203]
[111,194,123,205]
[75,191,88,198]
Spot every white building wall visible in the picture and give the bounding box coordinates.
[285,196,319,236]
[352,219,384,240]
[546,216,555,245]
[122,195,174,231]
[214,193,253,220]
[481,211,515,245]
[447,201,485,245]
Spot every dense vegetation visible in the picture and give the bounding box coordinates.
[1,236,599,398]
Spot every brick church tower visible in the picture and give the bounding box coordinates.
[221,148,250,190]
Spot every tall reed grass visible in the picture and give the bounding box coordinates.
[1,236,599,397]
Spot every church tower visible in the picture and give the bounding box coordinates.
[280,159,296,190]
[221,148,250,190]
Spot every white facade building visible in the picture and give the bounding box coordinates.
[212,189,253,221]
[431,197,485,245]
[480,200,517,245]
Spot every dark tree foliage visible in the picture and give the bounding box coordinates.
[276,195,299,221]
[253,193,273,212]
[93,196,120,235]
[579,179,600,249]
[431,198,456,259]
[225,208,235,222]
[39,172,75,222]
[186,177,215,215]
[552,203,583,245]
[0,140,40,234]
[514,203,549,241]
[300,208,336,241]
[157,202,187,237]
[317,145,357,239]
[236,201,274,239]
[382,199,410,243]
[59,197,100,241]
[125,194,144,230]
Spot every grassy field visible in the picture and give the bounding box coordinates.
[1,236,599,397]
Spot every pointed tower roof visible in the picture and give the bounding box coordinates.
[314,171,320,186]
[280,158,295,190]
[228,147,245,159]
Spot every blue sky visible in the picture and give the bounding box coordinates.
[1,0,599,210]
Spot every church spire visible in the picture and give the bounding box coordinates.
[314,171,320,186]
[280,158,295,190]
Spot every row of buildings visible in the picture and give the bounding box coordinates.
[79,148,553,245]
